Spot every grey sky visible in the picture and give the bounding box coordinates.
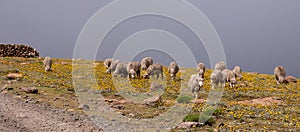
[0,0,300,77]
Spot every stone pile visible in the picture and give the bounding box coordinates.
[0,44,39,58]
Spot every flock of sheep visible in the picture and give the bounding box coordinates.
[41,56,297,99]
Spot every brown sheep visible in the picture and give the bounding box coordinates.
[168,62,179,80]
[113,62,129,77]
[141,57,153,70]
[127,61,141,79]
[274,66,286,84]
[143,63,163,79]
[196,63,205,78]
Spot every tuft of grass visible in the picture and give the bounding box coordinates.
[177,95,193,104]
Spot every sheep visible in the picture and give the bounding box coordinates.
[214,61,226,71]
[127,61,141,79]
[196,63,206,78]
[106,60,121,74]
[274,66,286,84]
[168,62,179,80]
[232,66,242,80]
[141,57,153,70]
[113,62,129,77]
[188,74,204,99]
[222,69,237,88]
[210,70,226,89]
[43,57,52,72]
[103,58,113,69]
[143,63,164,79]
[284,76,297,83]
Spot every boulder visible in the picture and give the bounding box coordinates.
[143,95,161,106]
[7,73,23,80]
[20,87,38,94]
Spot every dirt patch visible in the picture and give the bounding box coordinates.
[237,97,283,106]
[0,93,103,132]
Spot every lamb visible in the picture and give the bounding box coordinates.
[222,69,237,88]
[168,62,179,80]
[106,60,121,74]
[210,70,226,89]
[274,66,286,84]
[214,61,226,71]
[188,74,204,99]
[196,63,206,78]
[232,66,242,80]
[113,62,129,77]
[127,61,141,79]
[141,57,153,70]
[43,56,52,72]
[143,63,164,79]
[103,58,113,69]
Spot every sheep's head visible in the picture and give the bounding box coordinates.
[129,69,137,79]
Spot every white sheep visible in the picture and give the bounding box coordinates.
[143,63,164,79]
[106,60,121,74]
[196,63,205,78]
[188,74,204,99]
[141,57,153,70]
[210,70,226,89]
[222,69,237,88]
[168,62,179,80]
[274,66,286,84]
[127,61,141,79]
[43,56,52,72]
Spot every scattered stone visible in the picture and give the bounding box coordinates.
[176,122,200,129]
[7,73,23,80]
[0,44,39,58]
[1,90,8,94]
[143,95,161,106]
[284,76,297,83]
[191,99,206,104]
[19,87,38,94]
[129,113,135,118]
[79,104,90,111]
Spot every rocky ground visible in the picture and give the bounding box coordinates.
[0,93,103,132]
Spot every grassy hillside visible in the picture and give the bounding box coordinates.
[1,57,300,131]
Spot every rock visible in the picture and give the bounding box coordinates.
[19,87,38,94]
[1,90,8,94]
[0,44,39,58]
[176,122,200,128]
[150,82,165,92]
[7,73,23,80]
[191,99,206,104]
[79,104,90,111]
[284,76,297,83]
[143,95,161,106]
[129,113,135,118]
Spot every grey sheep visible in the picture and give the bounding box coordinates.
[210,70,226,89]
[214,61,226,71]
[274,66,286,84]
[188,74,204,99]
[43,56,52,72]
[143,63,164,79]
[103,58,113,69]
[222,69,237,88]
[232,66,242,80]
[113,62,129,77]
[141,57,153,70]
[196,63,206,78]
[106,60,121,74]
[168,62,179,80]
[127,61,141,79]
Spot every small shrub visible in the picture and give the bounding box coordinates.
[183,114,200,122]
[177,95,193,104]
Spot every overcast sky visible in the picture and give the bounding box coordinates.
[0,0,300,77]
